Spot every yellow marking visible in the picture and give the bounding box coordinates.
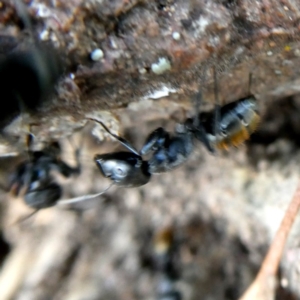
[153,226,174,255]
[247,112,260,133]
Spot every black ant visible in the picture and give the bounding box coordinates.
[86,90,212,186]
[8,133,81,211]
[86,69,259,192]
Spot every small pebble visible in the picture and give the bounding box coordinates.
[172,32,180,40]
[151,57,171,74]
[90,49,104,61]
[139,68,147,74]
[281,278,288,288]
[294,49,300,57]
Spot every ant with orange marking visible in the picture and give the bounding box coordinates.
[78,67,260,198]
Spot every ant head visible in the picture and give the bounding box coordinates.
[94,152,151,187]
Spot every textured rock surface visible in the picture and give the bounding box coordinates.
[1,0,300,299]
[1,0,300,142]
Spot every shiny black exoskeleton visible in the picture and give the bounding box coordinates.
[89,119,152,188]
[95,152,151,187]
[140,115,212,174]
[9,141,81,209]
[198,70,260,151]
[88,94,210,187]
[199,96,259,150]
[88,96,211,186]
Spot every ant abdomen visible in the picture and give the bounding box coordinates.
[24,182,62,209]
[206,96,260,151]
[217,97,259,150]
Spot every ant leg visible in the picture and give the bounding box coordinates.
[140,127,169,156]
[248,72,253,96]
[55,159,81,178]
[57,183,113,205]
[11,209,39,226]
[87,118,140,156]
[192,87,214,153]
[25,124,36,161]
[14,0,33,34]
[213,66,221,138]
[51,138,81,177]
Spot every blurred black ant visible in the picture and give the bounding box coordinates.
[0,1,71,216]
[9,133,81,211]
[0,0,62,131]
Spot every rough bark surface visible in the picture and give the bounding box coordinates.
[1,0,300,299]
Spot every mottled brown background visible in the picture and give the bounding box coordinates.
[1,0,300,299]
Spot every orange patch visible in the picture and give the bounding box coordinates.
[216,112,260,150]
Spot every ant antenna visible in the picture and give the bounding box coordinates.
[11,209,39,226]
[248,72,253,95]
[25,125,35,161]
[213,66,221,137]
[193,66,208,128]
[56,183,114,205]
[87,118,140,156]
[66,135,82,174]
[192,90,202,129]
[192,90,214,153]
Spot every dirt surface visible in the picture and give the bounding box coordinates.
[1,0,300,143]
[1,0,300,300]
